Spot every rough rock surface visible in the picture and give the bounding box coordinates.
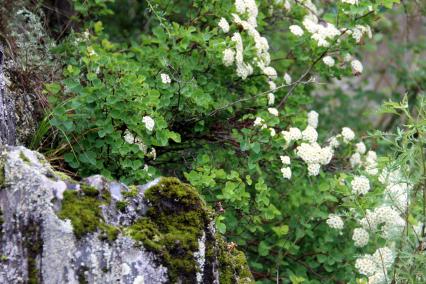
[0,146,254,283]
[0,45,16,145]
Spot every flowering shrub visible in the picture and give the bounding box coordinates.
[44,0,426,283]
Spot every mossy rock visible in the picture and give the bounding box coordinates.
[57,184,117,241]
[126,177,212,282]
[56,176,254,283]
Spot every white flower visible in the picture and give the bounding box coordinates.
[282,127,302,142]
[160,73,171,84]
[223,49,235,67]
[373,247,394,269]
[280,155,291,165]
[269,128,276,137]
[341,127,355,143]
[281,167,292,179]
[253,117,266,128]
[308,163,321,176]
[267,93,275,105]
[142,116,155,131]
[302,126,318,143]
[124,130,135,144]
[351,175,370,195]
[352,228,369,247]
[289,25,304,36]
[328,136,340,148]
[268,107,279,116]
[322,56,335,67]
[351,59,363,75]
[263,66,278,79]
[307,110,319,128]
[268,81,276,91]
[326,214,344,230]
[284,0,291,10]
[283,73,292,84]
[342,0,359,4]
[356,142,366,154]
[350,153,362,167]
[218,17,230,33]
[355,255,377,276]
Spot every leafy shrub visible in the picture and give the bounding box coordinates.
[45,0,426,283]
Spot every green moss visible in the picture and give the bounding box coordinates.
[0,255,8,262]
[19,151,31,164]
[116,200,128,212]
[216,237,254,284]
[122,185,138,198]
[57,185,117,241]
[126,177,211,283]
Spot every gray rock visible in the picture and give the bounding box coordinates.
[0,146,254,283]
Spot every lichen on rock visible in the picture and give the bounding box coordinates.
[0,146,254,283]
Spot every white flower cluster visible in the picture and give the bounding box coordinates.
[281,127,302,143]
[350,147,378,175]
[218,17,230,33]
[123,130,147,153]
[351,59,364,75]
[142,116,155,131]
[221,0,277,81]
[380,168,411,212]
[351,175,370,195]
[160,73,171,84]
[280,155,291,179]
[341,0,359,5]
[289,25,304,37]
[341,127,355,143]
[348,25,372,43]
[253,117,267,129]
[322,56,335,67]
[355,247,394,284]
[326,214,344,230]
[359,205,405,239]
[302,15,340,47]
[352,228,369,247]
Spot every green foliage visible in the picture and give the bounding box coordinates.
[44,0,426,283]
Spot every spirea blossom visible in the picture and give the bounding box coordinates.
[341,127,355,143]
[352,228,369,247]
[326,214,344,230]
[302,126,318,143]
[263,66,278,79]
[267,93,275,105]
[269,128,276,137]
[351,59,363,75]
[350,153,362,168]
[160,73,171,84]
[283,73,292,84]
[218,17,230,33]
[280,155,291,165]
[142,116,155,131]
[355,255,377,276]
[268,81,276,91]
[356,142,366,154]
[281,167,292,179]
[342,0,359,5]
[253,117,267,128]
[289,25,304,36]
[307,163,321,176]
[268,107,279,116]
[282,127,302,142]
[351,175,370,195]
[307,110,319,128]
[223,48,235,66]
[322,56,335,67]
